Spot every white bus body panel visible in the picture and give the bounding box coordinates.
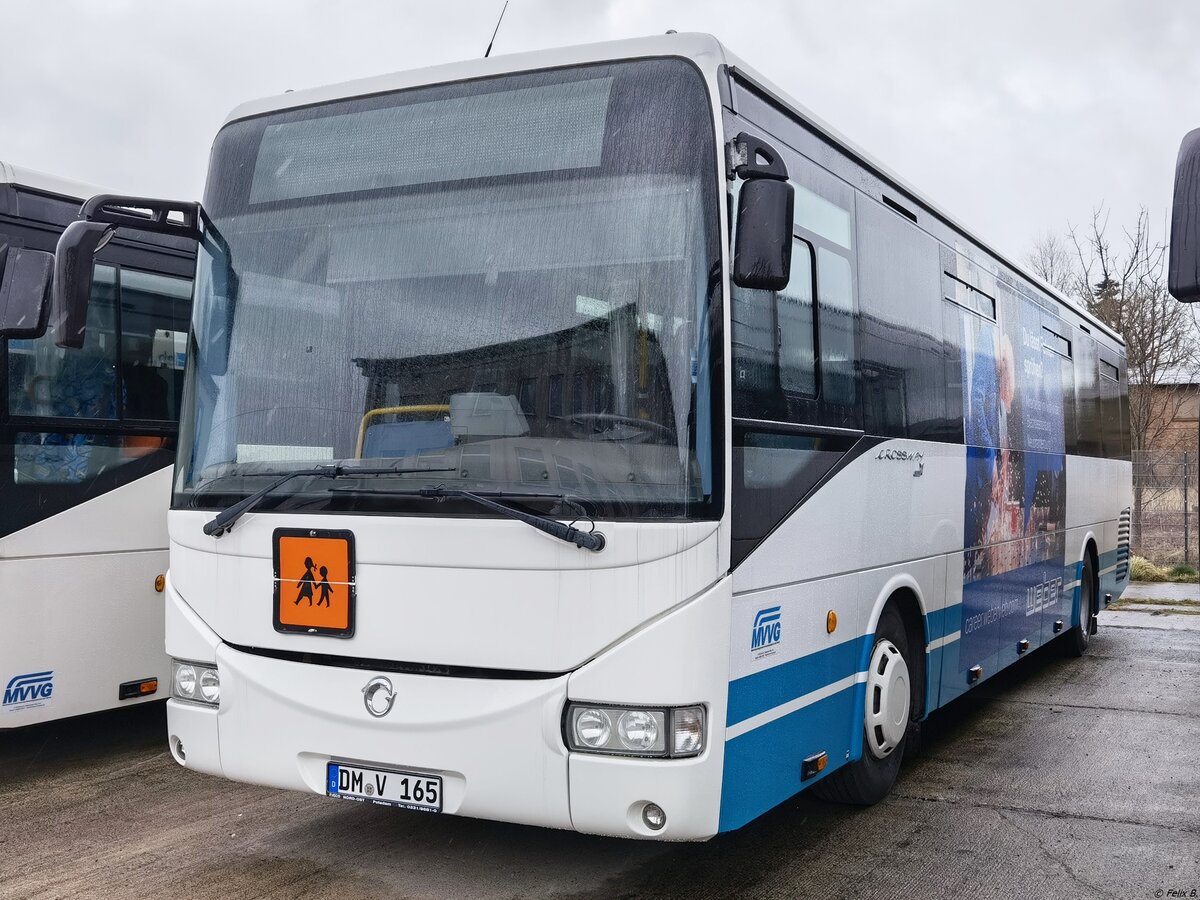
[1,468,172,728]
[168,512,722,673]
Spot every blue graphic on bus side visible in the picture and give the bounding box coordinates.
[957,270,1069,673]
[751,607,782,651]
[3,671,54,709]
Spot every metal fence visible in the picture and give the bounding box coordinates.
[1131,450,1200,565]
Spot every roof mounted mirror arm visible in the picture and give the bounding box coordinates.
[78,195,203,241]
[727,132,790,182]
[52,194,204,349]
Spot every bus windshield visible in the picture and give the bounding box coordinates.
[173,58,721,520]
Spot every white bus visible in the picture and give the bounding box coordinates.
[0,163,194,728]
[36,33,1130,838]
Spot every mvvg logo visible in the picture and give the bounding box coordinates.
[3,671,54,710]
[751,607,782,652]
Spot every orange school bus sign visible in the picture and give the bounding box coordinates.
[273,528,356,638]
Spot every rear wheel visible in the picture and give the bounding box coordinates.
[812,605,915,805]
[1067,553,1096,657]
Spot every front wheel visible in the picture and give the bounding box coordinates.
[812,605,915,805]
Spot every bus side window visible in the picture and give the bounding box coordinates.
[732,238,817,415]
[118,269,192,423]
[1098,356,1124,460]
[776,240,817,397]
[1074,334,1102,456]
[816,247,855,409]
[8,265,119,423]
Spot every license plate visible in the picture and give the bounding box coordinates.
[326,761,442,812]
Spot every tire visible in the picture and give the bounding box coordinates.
[1066,553,1096,657]
[812,605,916,805]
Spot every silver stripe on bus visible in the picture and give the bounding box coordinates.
[926,631,961,653]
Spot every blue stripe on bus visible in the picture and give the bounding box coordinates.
[925,642,949,714]
[925,604,959,642]
[726,634,871,728]
[719,681,862,832]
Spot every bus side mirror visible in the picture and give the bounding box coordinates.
[1169,127,1200,302]
[0,247,54,339]
[730,133,794,291]
[51,220,115,349]
[734,179,794,290]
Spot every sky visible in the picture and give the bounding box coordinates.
[1,0,1197,264]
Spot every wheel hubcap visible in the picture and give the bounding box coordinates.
[866,639,910,759]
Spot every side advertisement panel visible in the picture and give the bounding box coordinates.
[941,263,1070,704]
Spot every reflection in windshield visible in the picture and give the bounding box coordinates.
[175,59,720,520]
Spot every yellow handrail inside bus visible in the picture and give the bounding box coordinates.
[355,405,451,458]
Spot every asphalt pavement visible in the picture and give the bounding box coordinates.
[1,608,1197,900]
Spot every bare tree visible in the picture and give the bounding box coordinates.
[1025,230,1081,297]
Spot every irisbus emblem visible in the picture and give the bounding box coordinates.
[362,676,397,718]
[2,671,54,711]
[751,607,782,653]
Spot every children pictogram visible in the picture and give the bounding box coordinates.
[317,566,334,607]
[273,529,356,637]
[295,557,317,606]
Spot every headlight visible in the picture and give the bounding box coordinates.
[173,664,197,699]
[172,659,219,707]
[574,708,613,748]
[199,669,221,704]
[565,703,705,758]
[617,710,660,752]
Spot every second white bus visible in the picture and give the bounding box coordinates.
[0,163,194,728]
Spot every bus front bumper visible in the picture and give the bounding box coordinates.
[165,577,729,840]
[168,644,574,831]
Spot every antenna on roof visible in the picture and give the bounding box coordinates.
[484,0,509,59]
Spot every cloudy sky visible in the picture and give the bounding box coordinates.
[1,0,1196,263]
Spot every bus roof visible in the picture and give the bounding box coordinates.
[0,160,108,202]
[221,31,1122,348]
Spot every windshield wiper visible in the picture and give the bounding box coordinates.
[414,486,605,552]
[202,464,457,537]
